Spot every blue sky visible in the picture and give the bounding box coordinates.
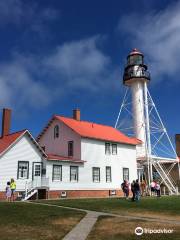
[0,0,179,143]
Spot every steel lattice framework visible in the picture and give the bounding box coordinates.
[115,86,180,193]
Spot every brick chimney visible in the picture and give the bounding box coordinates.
[175,134,180,157]
[1,108,11,137]
[73,109,80,121]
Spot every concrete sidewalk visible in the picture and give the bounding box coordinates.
[63,212,100,240]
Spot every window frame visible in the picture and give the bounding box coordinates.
[112,143,117,155]
[17,161,29,179]
[70,166,78,182]
[105,142,111,155]
[34,164,41,177]
[106,166,112,182]
[54,125,59,139]
[52,165,62,181]
[68,141,74,157]
[92,167,100,182]
[123,168,129,181]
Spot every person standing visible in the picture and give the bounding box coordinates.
[134,179,140,201]
[155,182,161,197]
[10,178,16,201]
[140,180,146,197]
[124,180,130,199]
[150,180,156,196]
[5,182,11,202]
[121,180,129,199]
[131,180,136,201]
[121,180,126,197]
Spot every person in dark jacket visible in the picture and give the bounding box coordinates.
[121,180,130,199]
[134,179,140,201]
[131,180,136,201]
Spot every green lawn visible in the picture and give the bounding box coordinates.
[1,197,180,240]
[38,196,180,218]
[0,202,85,240]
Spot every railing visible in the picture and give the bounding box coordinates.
[25,177,49,198]
[123,70,150,81]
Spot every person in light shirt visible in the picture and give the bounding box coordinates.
[10,178,16,201]
[150,180,156,196]
[155,182,161,197]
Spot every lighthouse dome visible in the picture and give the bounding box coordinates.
[127,48,144,66]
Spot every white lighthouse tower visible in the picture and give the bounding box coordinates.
[115,49,180,193]
[122,49,150,158]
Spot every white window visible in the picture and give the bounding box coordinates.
[52,165,62,181]
[18,161,29,179]
[70,166,78,182]
[112,144,117,155]
[34,164,41,176]
[92,167,100,182]
[123,168,129,181]
[105,143,111,155]
[106,166,111,182]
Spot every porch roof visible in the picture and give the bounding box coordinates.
[47,154,85,163]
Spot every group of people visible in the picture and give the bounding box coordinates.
[5,178,16,202]
[121,179,161,201]
[121,179,141,201]
[150,180,161,197]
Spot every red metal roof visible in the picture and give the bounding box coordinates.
[129,48,143,56]
[0,130,26,155]
[54,116,141,145]
[47,154,85,163]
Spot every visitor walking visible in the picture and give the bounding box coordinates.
[150,180,156,196]
[121,180,130,199]
[140,180,146,197]
[131,180,136,201]
[134,179,140,201]
[5,181,11,202]
[10,178,16,201]
[155,182,161,197]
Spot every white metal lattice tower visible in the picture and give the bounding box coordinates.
[115,49,180,193]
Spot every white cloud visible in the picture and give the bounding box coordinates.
[44,36,117,91]
[118,1,180,82]
[0,36,119,110]
[0,60,52,110]
[0,0,59,33]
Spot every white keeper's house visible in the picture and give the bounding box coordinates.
[0,108,140,200]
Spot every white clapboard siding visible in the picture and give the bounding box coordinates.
[0,134,43,191]
[80,138,137,189]
[47,138,137,190]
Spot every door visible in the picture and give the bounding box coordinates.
[33,163,42,186]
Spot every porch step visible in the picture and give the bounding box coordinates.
[22,189,38,201]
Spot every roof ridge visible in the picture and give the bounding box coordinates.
[55,115,117,128]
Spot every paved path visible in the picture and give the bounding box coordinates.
[63,212,100,240]
[26,201,180,240]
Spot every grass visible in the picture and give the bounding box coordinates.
[38,196,180,219]
[0,202,85,240]
[1,197,179,240]
[87,216,180,240]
